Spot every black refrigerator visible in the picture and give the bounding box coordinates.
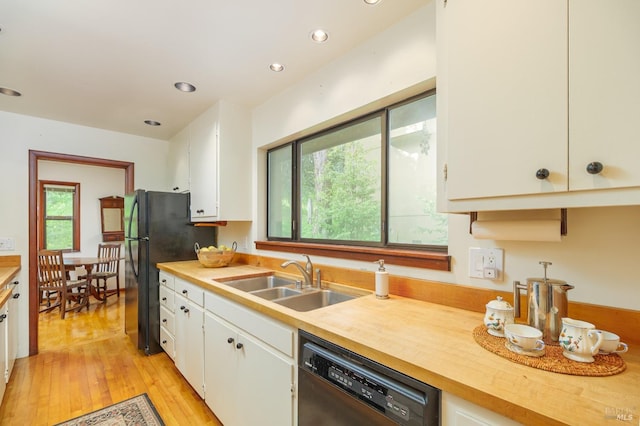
[124,190,216,355]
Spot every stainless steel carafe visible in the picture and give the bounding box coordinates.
[513,261,574,344]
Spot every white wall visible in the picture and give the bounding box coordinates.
[223,2,640,312]
[0,110,170,358]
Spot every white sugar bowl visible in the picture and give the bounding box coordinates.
[484,296,515,337]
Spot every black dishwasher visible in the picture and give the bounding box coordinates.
[299,331,440,426]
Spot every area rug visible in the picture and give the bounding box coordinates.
[55,393,165,426]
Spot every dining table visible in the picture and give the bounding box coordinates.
[63,256,120,301]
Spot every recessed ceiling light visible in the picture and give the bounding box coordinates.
[310,29,329,43]
[174,82,196,92]
[0,87,22,97]
[364,0,382,4]
[269,63,285,72]
[144,120,161,126]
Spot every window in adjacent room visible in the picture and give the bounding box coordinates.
[267,90,448,250]
[39,181,80,251]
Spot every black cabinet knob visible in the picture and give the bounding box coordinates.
[183,308,190,314]
[227,337,234,344]
[162,319,167,323]
[236,342,244,350]
[180,306,185,311]
[182,290,188,294]
[12,281,18,285]
[173,187,179,191]
[536,168,550,180]
[162,297,167,301]
[586,162,604,175]
[162,340,167,344]
[12,293,19,299]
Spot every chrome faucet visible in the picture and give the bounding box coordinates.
[281,254,314,288]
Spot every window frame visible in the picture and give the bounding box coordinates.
[38,180,81,252]
[264,89,449,270]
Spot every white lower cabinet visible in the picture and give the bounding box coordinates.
[0,305,7,403]
[442,392,521,426]
[174,292,204,398]
[204,292,295,426]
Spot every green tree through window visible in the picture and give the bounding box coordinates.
[39,181,80,251]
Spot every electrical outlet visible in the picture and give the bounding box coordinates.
[0,237,15,251]
[469,247,504,281]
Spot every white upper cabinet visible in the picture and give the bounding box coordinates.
[170,100,252,222]
[438,0,640,211]
[568,0,640,191]
[440,0,568,201]
[167,125,190,193]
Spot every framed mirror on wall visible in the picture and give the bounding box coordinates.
[100,196,124,241]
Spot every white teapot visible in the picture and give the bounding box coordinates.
[484,296,514,337]
[559,318,604,363]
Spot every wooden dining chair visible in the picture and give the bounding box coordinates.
[37,250,90,319]
[90,243,121,302]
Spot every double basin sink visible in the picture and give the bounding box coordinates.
[221,275,360,312]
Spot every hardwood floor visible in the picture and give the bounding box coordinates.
[0,293,222,425]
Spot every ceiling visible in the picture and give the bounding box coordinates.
[0,0,428,140]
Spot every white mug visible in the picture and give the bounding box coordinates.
[597,330,628,354]
[559,318,604,363]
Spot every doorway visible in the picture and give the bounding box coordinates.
[28,150,134,355]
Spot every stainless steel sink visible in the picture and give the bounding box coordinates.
[274,290,356,312]
[222,274,361,311]
[249,287,303,301]
[222,275,298,292]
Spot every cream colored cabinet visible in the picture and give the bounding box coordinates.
[0,305,6,403]
[568,0,640,191]
[159,272,175,359]
[189,100,252,222]
[442,392,521,426]
[440,0,568,201]
[438,0,640,211]
[204,291,295,426]
[6,280,19,381]
[174,278,204,398]
[167,125,190,193]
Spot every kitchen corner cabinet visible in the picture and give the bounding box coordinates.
[6,280,19,381]
[204,291,295,426]
[189,100,252,222]
[437,0,640,211]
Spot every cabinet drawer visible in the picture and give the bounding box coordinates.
[159,271,175,290]
[160,327,175,360]
[175,278,204,307]
[160,305,175,335]
[159,286,174,312]
[205,291,294,357]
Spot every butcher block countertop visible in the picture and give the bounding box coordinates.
[158,261,640,426]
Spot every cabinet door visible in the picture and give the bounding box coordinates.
[167,125,190,193]
[0,306,6,400]
[189,106,219,221]
[175,295,204,398]
[443,0,568,200]
[204,312,237,426]
[236,332,294,426]
[6,282,19,381]
[569,0,640,190]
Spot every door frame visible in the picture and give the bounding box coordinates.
[28,150,135,355]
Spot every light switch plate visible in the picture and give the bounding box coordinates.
[469,247,504,281]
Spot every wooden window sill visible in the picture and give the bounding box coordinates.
[255,241,450,271]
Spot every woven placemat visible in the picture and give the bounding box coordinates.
[472,325,626,376]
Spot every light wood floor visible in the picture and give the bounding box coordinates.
[0,293,222,425]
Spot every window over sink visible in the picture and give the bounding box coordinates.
[266,90,447,252]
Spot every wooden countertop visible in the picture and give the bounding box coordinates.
[158,261,640,426]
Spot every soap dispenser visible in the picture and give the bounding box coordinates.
[375,259,389,299]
